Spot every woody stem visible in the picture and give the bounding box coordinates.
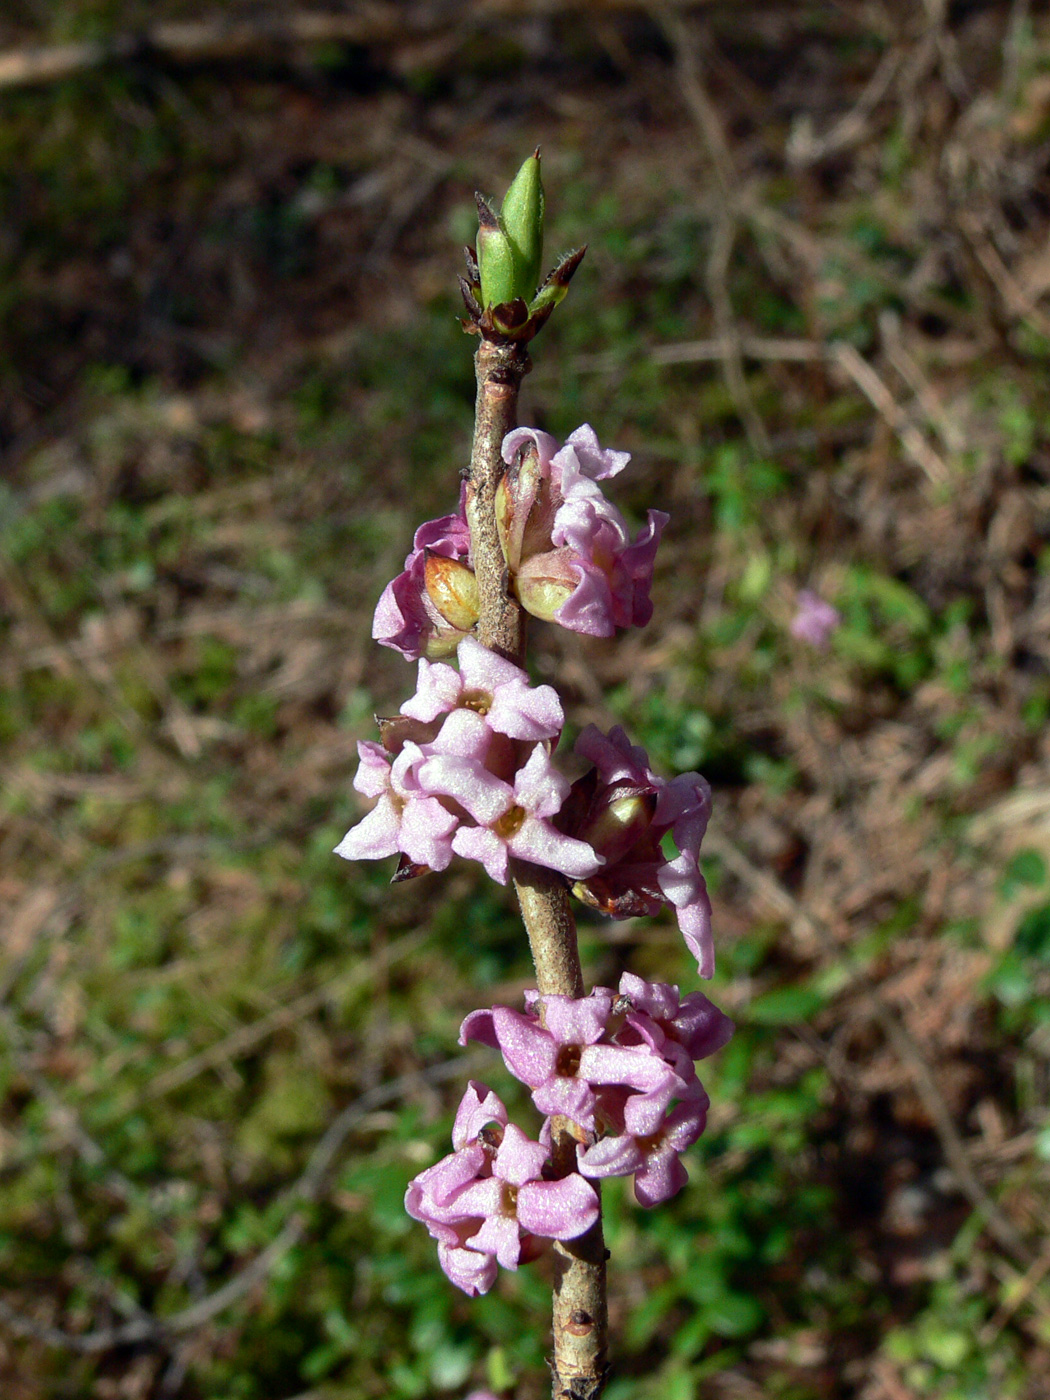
[465,337,608,1400]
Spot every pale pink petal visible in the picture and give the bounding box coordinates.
[575,724,652,786]
[490,1006,558,1087]
[398,797,458,870]
[421,754,509,827]
[452,1081,507,1150]
[455,635,528,693]
[542,990,616,1048]
[399,657,463,723]
[564,423,632,480]
[493,1123,548,1186]
[486,679,564,741]
[458,1008,499,1050]
[551,560,616,637]
[577,1134,645,1180]
[516,1174,599,1239]
[578,1043,678,1094]
[438,1243,497,1296]
[672,993,735,1060]
[511,745,571,819]
[506,817,602,879]
[618,973,680,1023]
[352,741,392,799]
[452,824,511,883]
[531,1076,598,1132]
[634,1149,689,1207]
[469,1212,522,1270]
[333,797,401,861]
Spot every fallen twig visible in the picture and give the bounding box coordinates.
[0,1,716,93]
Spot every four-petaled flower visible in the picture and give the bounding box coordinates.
[405,1081,599,1296]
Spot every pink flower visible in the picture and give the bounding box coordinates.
[616,972,734,1071]
[577,1090,709,1207]
[405,1082,599,1296]
[461,990,680,1134]
[418,712,601,885]
[560,725,716,977]
[498,425,667,638]
[400,636,563,741]
[373,491,478,660]
[334,671,596,885]
[333,739,458,871]
[790,589,840,649]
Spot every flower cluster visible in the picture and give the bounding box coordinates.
[336,649,717,978]
[408,974,733,1293]
[335,637,599,885]
[341,413,733,1306]
[406,1080,599,1297]
[372,425,666,659]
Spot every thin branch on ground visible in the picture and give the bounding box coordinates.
[785,46,902,167]
[0,1,716,92]
[0,1055,480,1353]
[657,6,772,457]
[827,342,951,486]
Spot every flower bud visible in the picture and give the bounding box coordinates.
[424,551,480,632]
[501,150,544,299]
[512,550,579,623]
[577,788,658,867]
[475,193,519,311]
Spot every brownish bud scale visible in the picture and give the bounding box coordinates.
[376,713,442,755]
[423,551,480,632]
[495,442,555,573]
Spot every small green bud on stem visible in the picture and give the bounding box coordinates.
[501,149,544,299]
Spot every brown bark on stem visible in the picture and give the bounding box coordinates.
[466,338,609,1399]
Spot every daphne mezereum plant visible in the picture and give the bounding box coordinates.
[335,153,733,1400]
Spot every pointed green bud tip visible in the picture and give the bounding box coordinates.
[501,149,545,300]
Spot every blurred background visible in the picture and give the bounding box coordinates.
[1,2,1049,1397]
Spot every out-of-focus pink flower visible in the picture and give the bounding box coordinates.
[498,425,666,638]
[373,491,478,660]
[405,1081,598,1296]
[558,725,716,977]
[790,589,840,649]
[400,635,563,741]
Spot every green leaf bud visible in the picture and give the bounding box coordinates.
[501,149,545,299]
[474,192,519,311]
